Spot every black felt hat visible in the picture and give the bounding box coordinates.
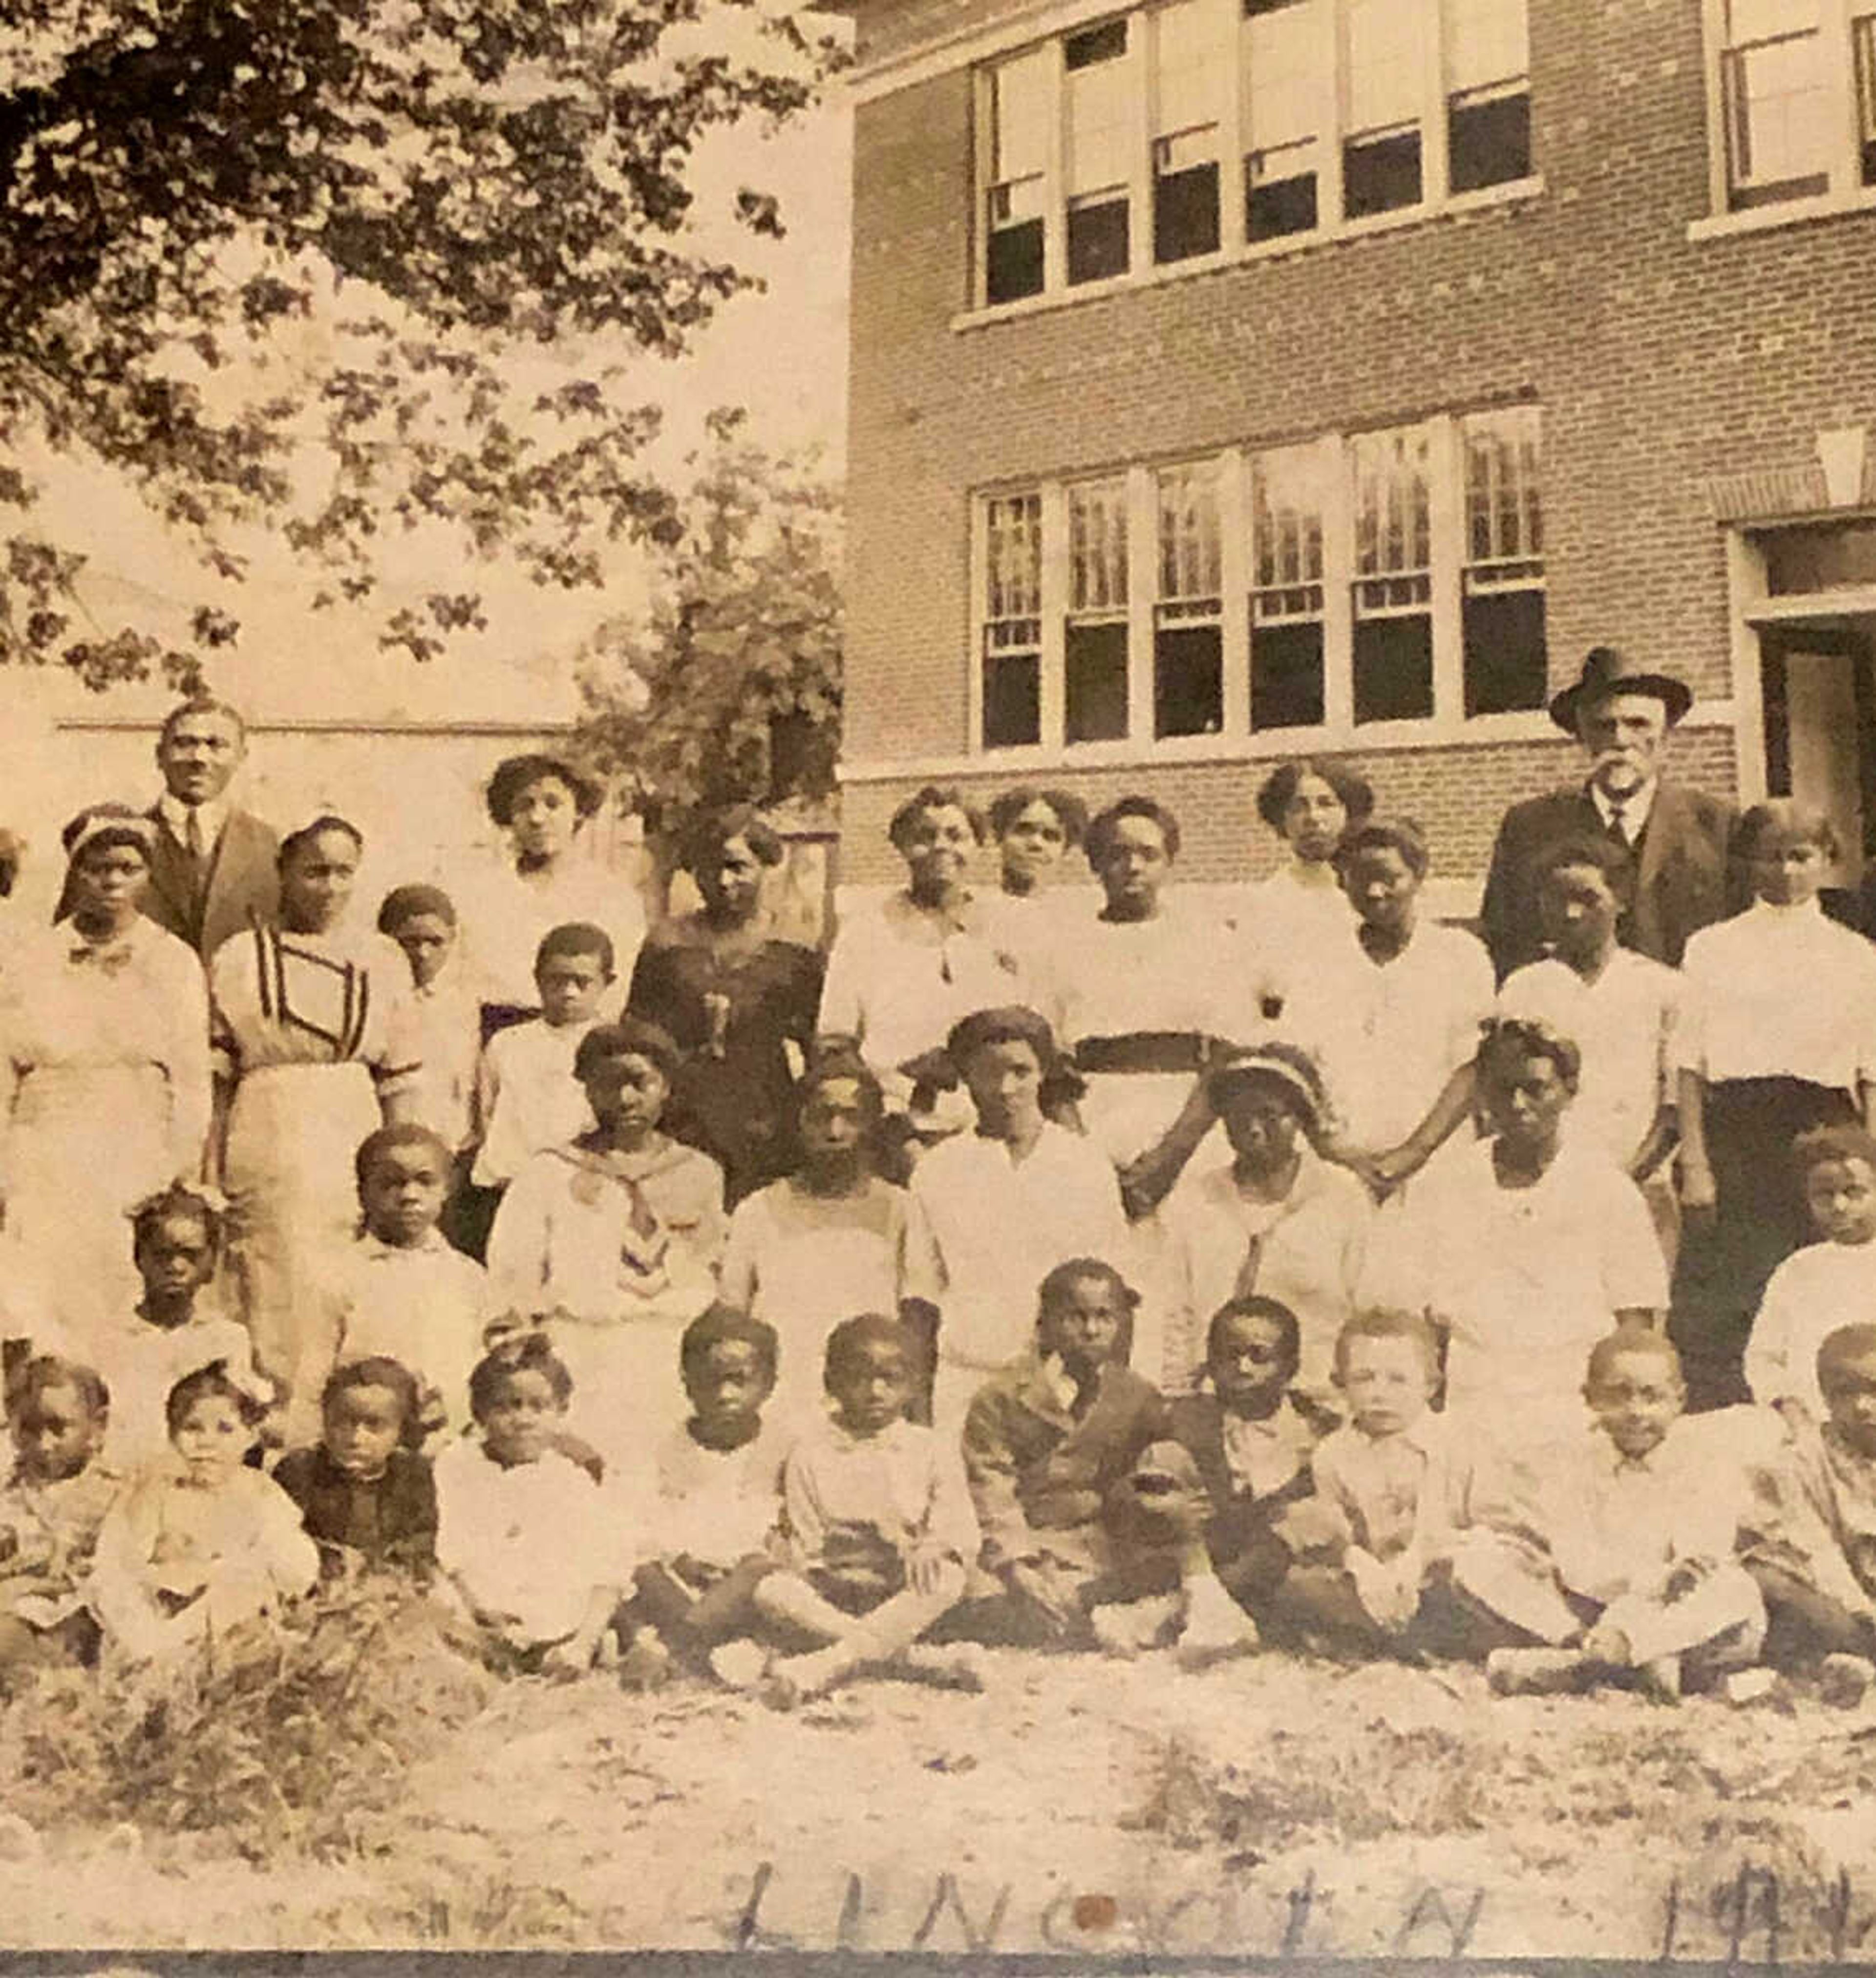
[1549,646,1693,733]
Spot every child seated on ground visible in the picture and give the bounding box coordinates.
[470,923,614,1192]
[718,1055,939,1429]
[315,1125,490,1444]
[274,1358,439,1578]
[1281,1310,1565,1661]
[617,1307,789,1680]
[959,1258,1181,1653]
[1162,1297,1324,1639]
[1488,1329,1765,1700]
[0,1357,119,1692]
[734,1313,979,1706]
[1743,1323,1876,1687]
[1746,1128,1876,1429]
[432,1333,627,1677]
[90,1363,320,1670]
[84,1184,269,1470]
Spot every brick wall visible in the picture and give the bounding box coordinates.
[841,0,1876,877]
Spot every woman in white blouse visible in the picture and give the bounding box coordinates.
[1672,799,1876,1407]
[1246,759,1371,970]
[0,806,210,1349]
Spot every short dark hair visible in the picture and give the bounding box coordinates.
[279,815,364,870]
[574,1018,682,1086]
[888,785,987,854]
[1335,817,1429,881]
[823,1312,913,1391]
[159,697,247,748]
[1255,759,1375,838]
[1334,1308,1440,1381]
[1794,1124,1876,1181]
[485,753,602,829]
[377,883,457,934]
[354,1121,453,1192]
[988,787,1089,848]
[1206,1295,1301,1374]
[1818,1323,1876,1391]
[130,1181,224,1265]
[681,806,786,876]
[1086,795,1182,868]
[1036,1256,1139,1320]
[681,1305,780,1387]
[1477,1015,1581,1096]
[322,1356,422,1430]
[1532,833,1635,893]
[535,921,616,978]
[7,1354,109,1426]
[1737,797,1840,865]
[1583,1325,1683,1392]
[166,1361,266,1436]
[469,1332,574,1422]
[946,1004,1060,1077]
[795,1051,885,1131]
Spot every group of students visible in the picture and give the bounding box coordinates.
[7,658,1876,1715]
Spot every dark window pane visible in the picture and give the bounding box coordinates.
[1250,621,1326,729]
[987,218,1045,303]
[1343,130,1422,217]
[983,651,1041,747]
[1154,624,1223,737]
[1066,18,1127,67]
[1066,622,1130,742]
[1068,198,1130,282]
[1462,589,1547,715]
[1244,0,1302,12]
[1154,162,1220,263]
[1764,520,1876,595]
[1352,616,1433,723]
[1449,91,1531,192]
[1864,136,1876,188]
[1247,168,1318,239]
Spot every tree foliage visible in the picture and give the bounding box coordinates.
[575,404,839,858]
[0,0,839,686]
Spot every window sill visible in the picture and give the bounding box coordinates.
[1687,183,1876,242]
[951,175,1545,331]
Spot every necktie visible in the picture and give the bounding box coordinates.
[1606,800,1629,849]
[185,807,205,862]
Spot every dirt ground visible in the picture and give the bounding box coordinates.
[8,1643,1876,1960]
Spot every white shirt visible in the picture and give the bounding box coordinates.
[1678,900,1876,1089]
[326,1231,492,1435]
[1589,778,1657,846]
[461,856,643,1015]
[911,1123,1130,1371]
[1497,950,1681,1168]
[1298,921,1495,1150]
[1746,1238,1876,1422]
[156,792,231,852]
[470,1016,598,1188]
[626,1418,791,1571]
[1364,1135,1667,1427]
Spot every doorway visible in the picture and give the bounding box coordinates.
[1761,618,1876,888]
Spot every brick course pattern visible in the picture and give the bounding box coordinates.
[838,0,1876,885]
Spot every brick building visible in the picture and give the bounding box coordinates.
[831,0,1876,910]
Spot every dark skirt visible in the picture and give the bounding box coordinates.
[1670,1075,1857,1409]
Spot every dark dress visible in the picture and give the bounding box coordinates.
[274,1445,439,1574]
[626,920,823,1205]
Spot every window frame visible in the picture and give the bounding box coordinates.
[967,407,1549,764]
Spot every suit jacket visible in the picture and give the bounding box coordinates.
[1478,780,1741,980]
[143,804,280,962]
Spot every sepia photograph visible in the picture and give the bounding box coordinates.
[0,0,1874,1963]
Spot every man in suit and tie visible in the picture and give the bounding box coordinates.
[1478,647,1740,980]
[138,698,280,961]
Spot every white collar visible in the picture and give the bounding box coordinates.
[157,791,230,846]
[1747,895,1825,924]
[1587,780,1657,833]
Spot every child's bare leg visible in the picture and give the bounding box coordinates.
[765,1565,965,1703]
[1750,1564,1876,1668]
[751,1571,859,1649]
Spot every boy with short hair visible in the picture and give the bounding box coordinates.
[738,1312,979,1705]
[470,922,615,1191]
[1488,1329,1765,1700]
[1742,1323,1876,1685]
[620,1306,790,1679]
[1746,1127,1876,1426]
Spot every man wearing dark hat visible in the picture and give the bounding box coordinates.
[1478,648,1739,979]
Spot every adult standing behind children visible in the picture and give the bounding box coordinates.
[57,699,280,965]
[1478,648,1738,979]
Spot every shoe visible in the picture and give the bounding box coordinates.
[1487,1647,1594,1697]
[1636,1655,1683,1704]
[708,1639,769,1691]
[1090,1593,1181,1658]
[1819,1652,1875,1709]
[895,1643,987,1692]
[1175,1579,1260,1669]
[618,1629,674,1693]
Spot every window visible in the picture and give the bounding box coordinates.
[972,407,1546,753]
[1343,0,1426,216]
[1154,462,1224,735]
[982,492,1043,746]
[1350,427,1433,723]
[1066,20,1133,282]
[1461,407,1546,715]
[1250,445,1327,728]
[1243,0,1325,239]
[1066,478,1131,740]
[973,0,1535,309]
[985,49,1050,302]
[1713,0,1874,210]
[1446,0,1531,192]
[1152,0,1226,261]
